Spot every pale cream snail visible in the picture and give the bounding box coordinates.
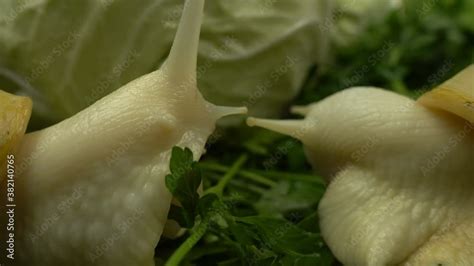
[0,0,246,265]
[247,65,474,265]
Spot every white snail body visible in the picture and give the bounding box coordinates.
[247,65,474,265]
[0,0,246,265]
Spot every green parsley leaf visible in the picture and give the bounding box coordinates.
[236,216,324,256]
[255,180,325,217]
[165,146,202,228]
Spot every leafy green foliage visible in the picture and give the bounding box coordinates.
[200,214,334,266]
[165,147,201,228]
[298,0,474,106]
[236,216,324,255]
[197,193,221,218]
[162,146,332,265]
[255,181,325,217]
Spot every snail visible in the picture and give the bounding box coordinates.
[247,65,474,265]
[0,0,246,265]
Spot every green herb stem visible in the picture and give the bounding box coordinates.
[204,154,248,197]
[392,79,410,96]
[200,162,277,187]
[165,219,209,266]
[201,162,325,186]
[206,174,266,194]
[252,169,326,185]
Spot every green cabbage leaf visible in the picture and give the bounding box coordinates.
[0,0,329,128]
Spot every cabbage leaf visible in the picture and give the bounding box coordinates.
[0,0,329,127]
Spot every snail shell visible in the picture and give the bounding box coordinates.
[418,64,474,123]
[0,90,32,176]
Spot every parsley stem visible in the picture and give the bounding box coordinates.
[206,174,266,194]
[252,169,326,185]
[392,78,410,96]
[199,162,277,187]
[165,219,209,266]
[204,154,248,197]
[202,161,325,186]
